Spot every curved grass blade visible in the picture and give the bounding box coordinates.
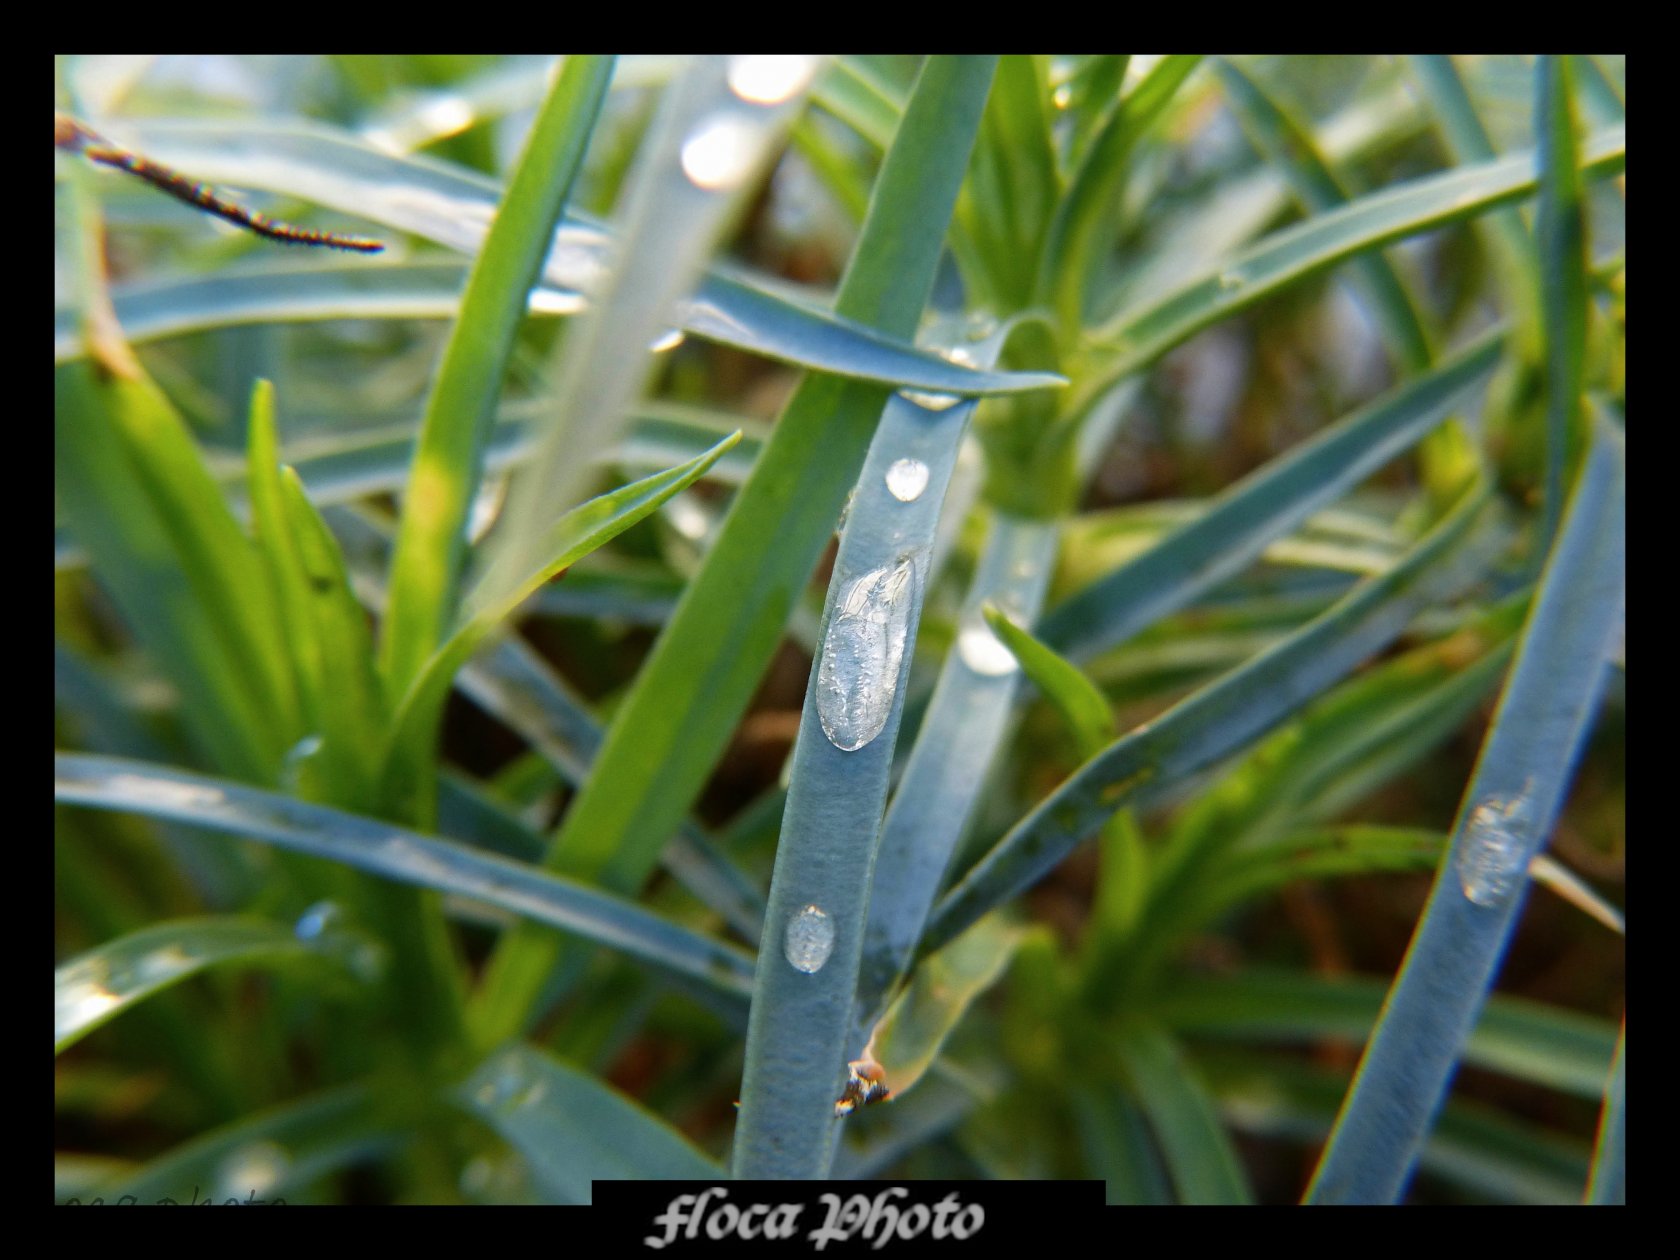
[1305,417,1624,1204]
[1118,1022,1253,1204]
[475,57,822,610]
[54,754,755,1001]
[455,1042,720,1203]
[1039,332,1502,662]
[378,433,740,819]
[379,53,615,701]
[56,917,368,1054]
[922,479,1500,958]
[94,118,1060,398]
[853,514,1058,1035]
[471,56,1002,1055]
[1079,124,1624,413]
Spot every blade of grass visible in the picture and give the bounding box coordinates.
[1534,55,1589,559]
[379,54,615,702]
[470,55,1005,1054]
[1305,416,1624,1204]
[1078,124,1624,414]
[922,479,1500,958]
[55,754,755,1001]
[455,1042,720,1202]
[1038,332,1502,662]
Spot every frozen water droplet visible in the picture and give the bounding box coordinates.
[957,614,1018,676]
[897,388,962,412]
[816,560,917,751]
[784,904,835,973]
[728,54,820,105]
[884,458,930,502]
[649,327,685,353]
[681,113,766,191]
[1053,83,1073,109]
[1457,787,1534,908]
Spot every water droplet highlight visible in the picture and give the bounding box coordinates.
[649,327,685,353]
[681,113,765,191]
[728,54,821,105]
[784,904,835,973]
[816,560,917,751]
[897,388,962,412]
[957,613,1018,677]
[1457,787,1534,908]
[884,458,930,503]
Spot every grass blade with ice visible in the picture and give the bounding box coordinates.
[734,380,984,1177]
[470,56,1004,1053]
[1305,418,1623,1204]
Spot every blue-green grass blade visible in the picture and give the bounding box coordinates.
[455,1042,720,1203]
[1305,418,1624,1204]
[1585,1022,1625,1204]
[469,56,1001,1054]
[922,479,1500,958]
[55,754,755,1001]
[1118,1022,1253,1204]
[1039,332,1502,662]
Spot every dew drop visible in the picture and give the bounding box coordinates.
[897,388,962,412]
[1457,788,1533,908]
[957,613,1018,677]
[294,900,345,942]
[1053,83,1073,110]
[728,54,821,105]
[884,457,930,503]
[681,113,765,191]
[649,327,685,353]
[784,904,835,973]
[816,560,917,751]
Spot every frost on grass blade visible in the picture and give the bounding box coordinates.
[816,559,918,752]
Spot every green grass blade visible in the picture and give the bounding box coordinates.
[1306,418,1624,1204]
[455,1042,720,1202]
[55,917,363,1054]
[1155,969,1617,1101]
[56,362,296,783]
[470,55,1002,1055]
[852,513,1059,1036]
[79,119,1060,396]
[1118,1022,1253,1204]
[1585,1022,1625,1204]
[378,434,740,819]
[1080,124,1624,412]
[1039,332,1503,662]
[1535,56,1589,558]
[923,479,1499,957]
[55,754,755,1001]
[379,54,614,701]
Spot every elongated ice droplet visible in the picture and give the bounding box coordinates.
[1457,788,1533,908]
[884,458,930,502]
[784,904,835,973]
[816,560,917,751]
